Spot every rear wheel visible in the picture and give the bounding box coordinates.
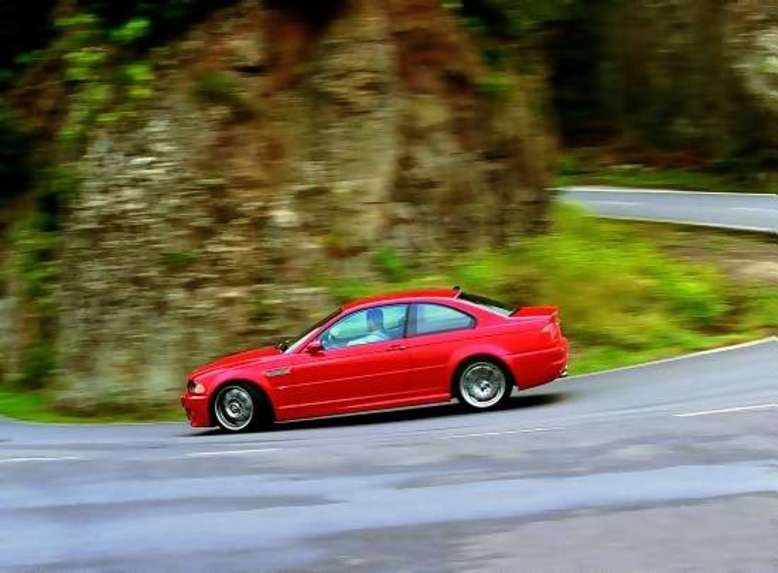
[212,383,270,432]
[456,360,512,411]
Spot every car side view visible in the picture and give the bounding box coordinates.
[181,288,569,432]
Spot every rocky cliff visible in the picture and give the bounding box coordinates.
[2,0,553,411]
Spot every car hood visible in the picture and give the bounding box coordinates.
[189,346,284,379]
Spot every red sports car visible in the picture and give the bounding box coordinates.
[181,288,568,432]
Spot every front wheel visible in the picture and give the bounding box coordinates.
[212,383,269,433]
[456,360,512,411]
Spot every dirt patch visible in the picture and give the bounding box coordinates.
[633,223,778,285]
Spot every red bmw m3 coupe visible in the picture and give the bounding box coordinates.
[181,288,568,432]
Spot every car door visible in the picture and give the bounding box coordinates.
[405,303,477,397]
[286,304,411,418]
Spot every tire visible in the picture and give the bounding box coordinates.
[212,382,272,433]
[455,359,513,411]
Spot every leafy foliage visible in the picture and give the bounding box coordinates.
[454,0,575,37]
[9,167,79,389]
[0,102,32,205]
[191,70,254,119]
[373,247,410,283]
[0,0,57,83]
[78,0,241,48]
[313,204,775,376]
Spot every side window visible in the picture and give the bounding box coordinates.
[321,304,408,350]
[414,304,474,336]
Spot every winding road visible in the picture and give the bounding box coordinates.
[2,339,777,571]
[562,186,778,234]
[2,188,777,571]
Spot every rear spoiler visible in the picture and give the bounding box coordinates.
[510,306,560,323]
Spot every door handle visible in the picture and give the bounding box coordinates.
[386,344,407,352]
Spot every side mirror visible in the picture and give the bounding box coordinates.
[306,341,324,354]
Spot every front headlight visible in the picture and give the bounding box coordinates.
[187,380,206,395]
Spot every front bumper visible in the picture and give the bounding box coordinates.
[180,393,212,427]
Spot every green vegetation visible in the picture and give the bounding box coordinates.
[446,0,573,38]
[0,0,775,424]
[555,154,778,194]
[373,246,410,283]
[163,250,198,272]
[0,390,180,423]
[0,102,32,205]
[10,167,79,389]
[311,204,776,376]
[191,70,255,119]
[55,11,158,147]
[4,204,773,422]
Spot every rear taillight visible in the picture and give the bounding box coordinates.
[541,322,560,342]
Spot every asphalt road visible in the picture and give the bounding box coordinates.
[2,337,777,571]
[561,186,778,233]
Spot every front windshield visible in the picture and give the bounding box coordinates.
[282,308,341,354]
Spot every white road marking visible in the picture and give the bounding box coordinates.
[570,336,777,380]
[436,427,559,440]
[0,456,86,464]
[185,448,280,458]
[589,200,640,207]
[734,207,770,213]
[674,404,778,418]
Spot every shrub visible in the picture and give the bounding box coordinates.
[0,102,32,205]
[373,247,409,283]
[191,70,255,119]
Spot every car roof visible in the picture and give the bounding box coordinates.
[342,289,459,310]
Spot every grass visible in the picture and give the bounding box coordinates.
[312,204,776,376]
[554,153,777,194]
[0,390,181,424]
[1,204,775,423]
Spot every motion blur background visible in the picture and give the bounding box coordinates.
[0,0,775,420]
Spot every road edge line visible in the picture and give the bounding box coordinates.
[674,404,778,418]
[569,336,777,380]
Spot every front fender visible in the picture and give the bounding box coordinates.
[204,366,279,412]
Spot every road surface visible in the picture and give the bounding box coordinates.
[2,337,777,571]
[561,186,778,233]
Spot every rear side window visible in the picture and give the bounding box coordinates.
[413,304,474,336]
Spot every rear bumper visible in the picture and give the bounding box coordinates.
[180,394,212,427]
[506,337,569,390]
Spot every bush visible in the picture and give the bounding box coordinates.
[373,247,409,283]
[191,70,254,119]
[313,204,768,376]
[0,102,32,205]
[79,0,241,47]
[17,342,57,390]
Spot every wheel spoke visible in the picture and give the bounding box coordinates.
[215,386,254,431]
[459,362,506,409]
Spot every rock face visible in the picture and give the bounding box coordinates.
[726,0,778,114]
[27,0,552,411]
[605,0,777,159]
